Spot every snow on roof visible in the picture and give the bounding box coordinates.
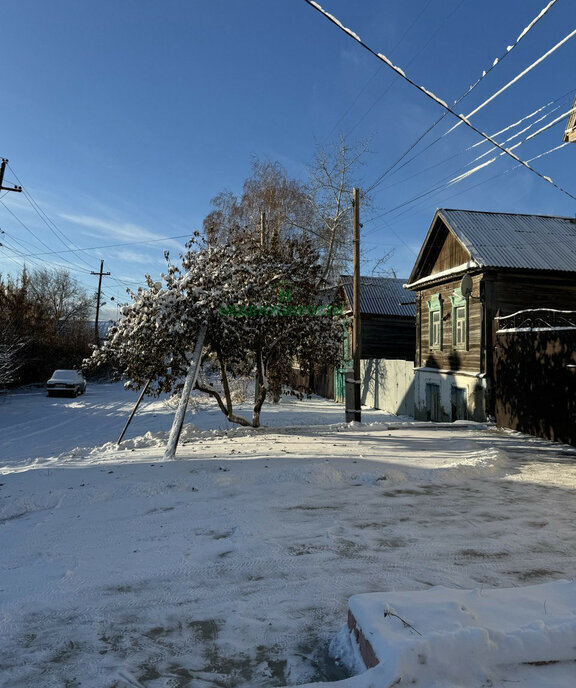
[439,209,576,273]
[339,275,415,317]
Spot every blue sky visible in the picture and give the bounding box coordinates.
[1,0,575,316]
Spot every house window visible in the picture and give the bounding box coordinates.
[450,288,468,350]
[427,295,443,350]
[454,306,466,346]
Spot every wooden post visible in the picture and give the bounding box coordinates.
[351,187,361,422]
[117,379,151,445]
[164,324,207,460]
[91,259,110,346]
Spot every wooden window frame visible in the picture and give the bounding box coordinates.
[427,294,443,350]
[450,288,469,351]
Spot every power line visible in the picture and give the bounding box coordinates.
[346,0,468,139]
[0,198,97,274]
[358,0,562,194]
[6,163,98,271]
[6,233,192,259]
[332,0,436,139]
[444,22,576,138]
[303,0,576,203]
[366,89,574,203]
[364,110,572,230]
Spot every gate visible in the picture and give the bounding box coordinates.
[494,310,576,445]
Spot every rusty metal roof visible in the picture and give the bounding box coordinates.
[339,276,415,317]
[440,209,576,272]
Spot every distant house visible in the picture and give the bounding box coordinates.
[335,275,416,415]
[404,209,576,424]
[563,95,576,143]
[338,275,416,360]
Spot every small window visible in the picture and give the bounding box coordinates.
[454,306,466,346]
[428,295,443,350]
[450,288,469,350]
[431,310,441,348]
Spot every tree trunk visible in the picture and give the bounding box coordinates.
[252,348,268,427]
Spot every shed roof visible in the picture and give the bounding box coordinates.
[339,276,415,317]
[438,209,576,272]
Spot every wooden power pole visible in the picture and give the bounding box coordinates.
[0,159,22,195]
[349,187,362,422]
[91,259,110,346]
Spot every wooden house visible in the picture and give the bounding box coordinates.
[563,95,576,143]
[338,275,416,360]
[335,276,416,414]
[405,209,576,422]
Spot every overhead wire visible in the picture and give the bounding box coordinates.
[362,105,573,232]
[10,233,192,259]
[371,91,573,198]
[388,140,573,227]
[325,0,436,141]
[303,1,576,203]
[358,0,563,194]
[5,163,97,271]
[444,24,576,137]
[1,163,193,302]
[344,1,468,141]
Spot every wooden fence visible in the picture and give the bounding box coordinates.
[494,310,576,445]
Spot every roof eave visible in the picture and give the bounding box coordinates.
[404,260,482,290]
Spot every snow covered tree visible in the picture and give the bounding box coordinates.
[87,232,343,428]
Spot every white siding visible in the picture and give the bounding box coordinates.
[360,359,415,416]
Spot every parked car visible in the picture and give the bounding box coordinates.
[46,369,87,397]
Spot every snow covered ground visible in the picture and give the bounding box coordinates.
[1,382,575,687]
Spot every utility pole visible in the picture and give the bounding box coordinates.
[0,159,22,195]
[260,211,266,247]
[91,259,110,346]
[347,187,362,423]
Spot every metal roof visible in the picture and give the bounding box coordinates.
[340,276,415,317]
[440,209,576,272]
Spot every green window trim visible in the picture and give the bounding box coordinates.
[450,287,469,350]
[427,294,443,350]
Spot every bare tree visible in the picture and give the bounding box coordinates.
[203,160,309,249]
[28,268,92,327]
[303,135,373,283]
[0,268,92,386]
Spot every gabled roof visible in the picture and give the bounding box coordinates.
[407,209,576,286]
[339,275,415,317]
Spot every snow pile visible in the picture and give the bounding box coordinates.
[324,581,576,688]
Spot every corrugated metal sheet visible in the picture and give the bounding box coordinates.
[440,209,576,272]
[340,276,415,317]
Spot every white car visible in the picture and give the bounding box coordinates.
[46,369,87,397]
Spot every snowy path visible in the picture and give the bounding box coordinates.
[0,384,575,687]
[0,383,397,468]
